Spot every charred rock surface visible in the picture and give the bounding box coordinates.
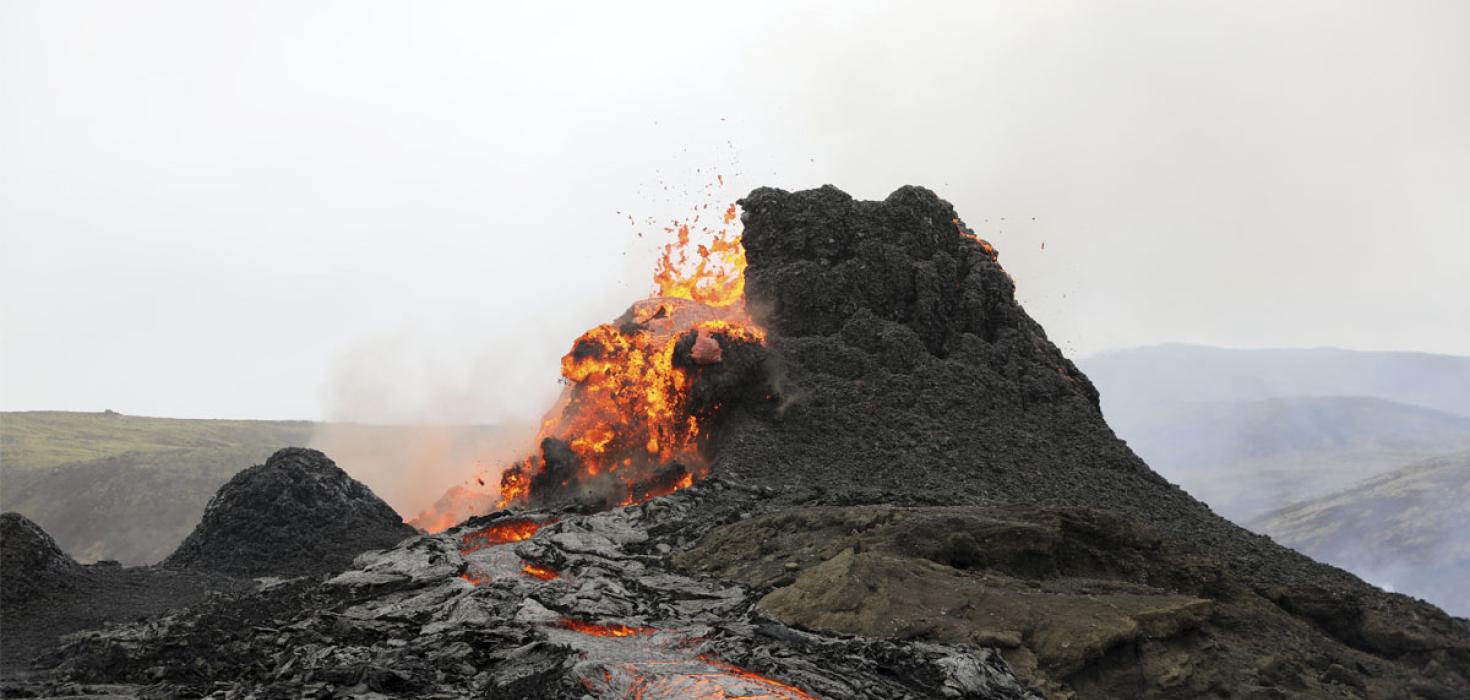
[712,186,1470,695]
[22,480,1038,699]
[163,448,416,578]
[1,513,238,676]
[678,505,1469,698]
[1,512,80,607]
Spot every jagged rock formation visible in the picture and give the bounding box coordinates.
[707,186,1470,696]
[0,513,234,675]
[1,512,80,606]
[163,448,415,578]
[33,480,1037,698]
[678,504,1465,697]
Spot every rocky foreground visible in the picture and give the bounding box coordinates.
[8,467,1469,698]
[8,477,1040,698]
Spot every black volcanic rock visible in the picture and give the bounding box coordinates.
[35,480,1038,699]
[717,186,1411,588]
[0,512,79,606]
[710,185,1470,694]
[163,448,414,578]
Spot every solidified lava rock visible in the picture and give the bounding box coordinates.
[32,479,1039,699]
[162,448,415,578]
[709,185,1470,695]
[0,512,80,605]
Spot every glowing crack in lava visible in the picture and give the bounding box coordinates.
[458,518,545,554]
[548,624,819,700]
[555,618,655,638]
[521,562,559,581]
[495,202,763,510]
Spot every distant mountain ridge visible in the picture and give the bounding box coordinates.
[1082,344,1470,418]
[1103,395,1470,520]
[1078,345,1470,521]
[1250,452,1470,618]
[0,411,315,473]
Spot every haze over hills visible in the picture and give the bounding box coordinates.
[1080,345,1470,618]
[0,413,315,564]
[1100,395,1470,521]
[1251,451,1470,618]
[1079,346,1470,521]
[0,412,510,565]
[1081,344,1470,419]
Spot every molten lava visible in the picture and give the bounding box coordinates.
[458,567,488,586]
[521,562,559,581]
[695,656,820,700]
[555,618,654,638]
[458,518,544,554]
[496,200,764,509]
[953,217,998,260]
[652,204,746,307]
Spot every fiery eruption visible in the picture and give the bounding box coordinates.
[407,195,764,531]
[493,200,763,511]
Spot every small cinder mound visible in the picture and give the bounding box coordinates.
[0,512,80,605]
[163,448,414,578]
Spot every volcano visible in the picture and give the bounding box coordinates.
[4,186,1468,698]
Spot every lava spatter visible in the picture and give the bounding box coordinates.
[494,200,766,511]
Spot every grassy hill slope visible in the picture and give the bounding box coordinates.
[1,411,314,473]
[1,412,513,565]
[1,412,317,564]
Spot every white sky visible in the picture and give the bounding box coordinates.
[2,0,1467,422]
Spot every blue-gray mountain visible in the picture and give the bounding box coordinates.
[1079,346,1470,521]
[1250,452,1470,618]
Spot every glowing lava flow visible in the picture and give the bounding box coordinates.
[555,618,655,638]
[405,194,764,532]
[459,518,544,554]
[495,199,763,510]
[550,622,820,699]
[521,562,559,581]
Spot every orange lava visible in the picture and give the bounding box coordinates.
[555,618,654,638]
[458,568,488,586]
[521,562,560,581]
[459,518,544,554]
[653,204,746,307]
[952,217,998,259]
[697,656,818,699]
[496,199,764,509]
[584,657,818,699]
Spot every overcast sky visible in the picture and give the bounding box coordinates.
[2,0,1467,422]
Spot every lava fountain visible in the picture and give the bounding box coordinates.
[411,202,766,529]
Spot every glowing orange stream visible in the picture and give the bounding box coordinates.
[459,518,544,554]
[556,618,655,638]
[521,562,559,581]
